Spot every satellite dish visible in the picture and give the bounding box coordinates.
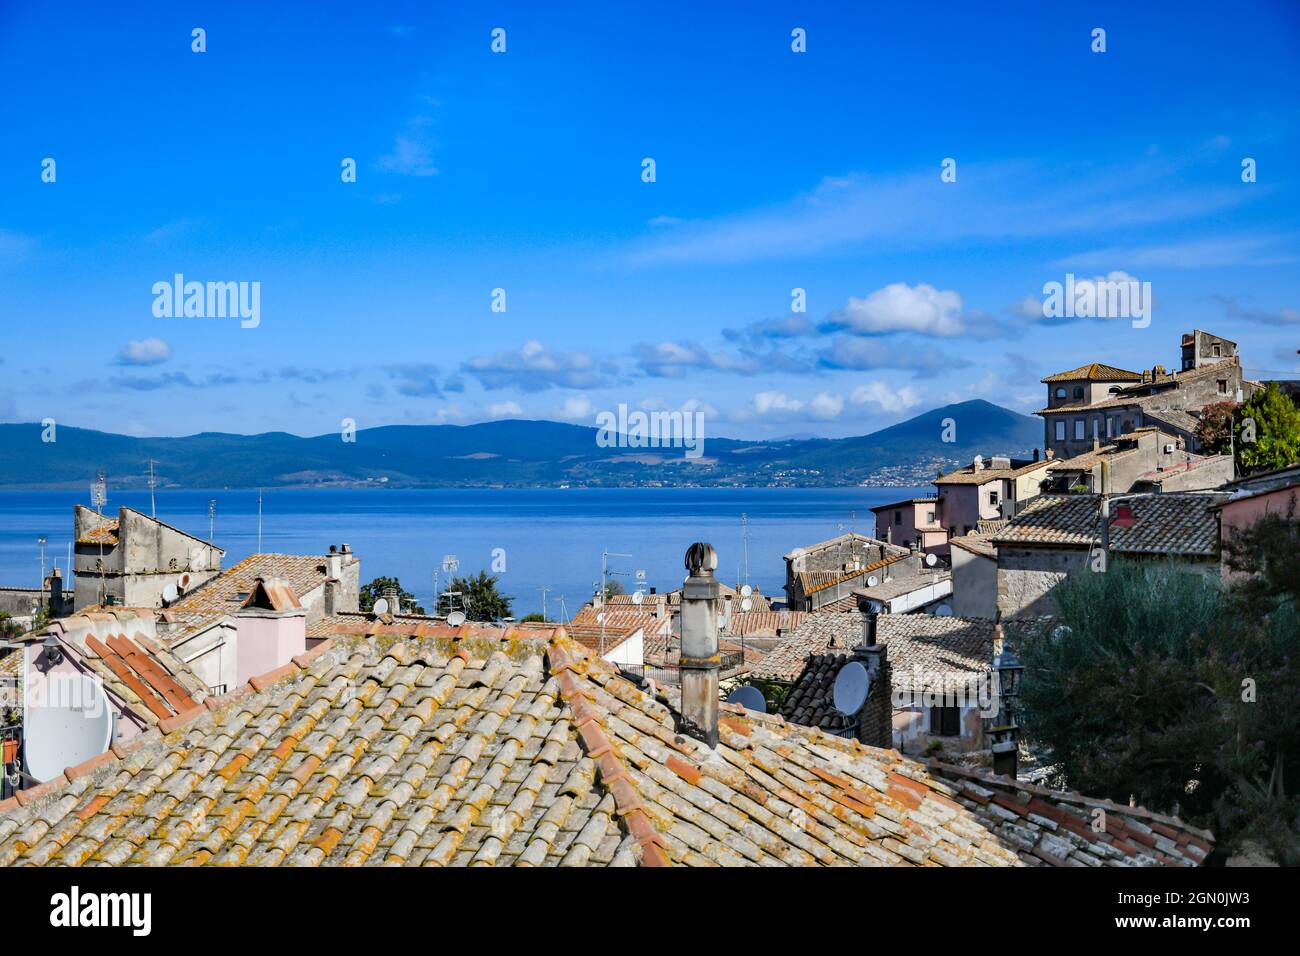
[866,575,879,588]
[726,685,767,713]
[161,582,178,604]
[372,598,389,616]
[934,604,954,617]
[447,610,467,627]
[23,672,114,782]
[925,553,938,567]
[631,590,645,605]
[740,584,753,597]
[833,661,870,716]
[740,597,753,612]
[596,611,606,623]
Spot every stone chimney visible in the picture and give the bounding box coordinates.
[383,585,400,616]
[235,577,306,686]
[852,593,892,749]
[679,543,720,747]
[1033,447,1040,462]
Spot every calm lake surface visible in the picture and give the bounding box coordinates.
[0,488,929,618]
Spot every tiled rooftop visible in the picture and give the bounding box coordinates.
[935,459,1047,485]
[992,493,1230,555]
[565,606,665,655]
[1041,363,1143,383]
[165,553,337,617]
[752,613,863,680]
[0,629,1208,867]
[723,610,807,638]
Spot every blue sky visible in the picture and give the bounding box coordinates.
[1,0,1298,440]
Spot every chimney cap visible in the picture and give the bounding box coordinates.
[685,542,717,576]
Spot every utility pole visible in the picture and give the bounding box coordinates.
[537,585,552,622]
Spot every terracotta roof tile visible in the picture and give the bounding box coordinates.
[992,492,1229,555]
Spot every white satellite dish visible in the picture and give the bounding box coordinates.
[596,611,606,623]
[740,597,753,612]
[740,584,753,597]
[447,610,467,627]
[924,553,938,567]
[726,685,767,714]
[372,598,389,616]
[833,661,870,716]
[161,582,178,604]
[631,590,645,605]
[867,575,879,588]
[23,672,114,782]
[934,604,954,617]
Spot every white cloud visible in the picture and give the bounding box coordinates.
[487,401,523,418]
[116,337,172,366]
[752,390,844,421]
[850,381,923,414]
[377,117,438,177]
[464,340,607,391]
[832,282,966,337]
[560,395,596,420]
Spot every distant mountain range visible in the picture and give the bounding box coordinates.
[0,400,1042,489]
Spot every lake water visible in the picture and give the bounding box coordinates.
[0,487,929,617]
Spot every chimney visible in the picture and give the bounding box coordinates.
[235,577,306,686]
[679,542,720,747]
[852,593,892,749]
[973,455,984,472]
[383,585,400,616]
[1033,447,1040,462]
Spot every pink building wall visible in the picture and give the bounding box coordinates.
[1219,486,1298,580]
[235,610,307,686]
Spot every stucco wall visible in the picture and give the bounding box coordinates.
[996,546,1091,619]
[951,548,997,618]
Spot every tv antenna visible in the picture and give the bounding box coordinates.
[257,489,264,553]
[537,585,552,622]
[208,499,217,542]
[37,536,46,589]
[90,470,107,515]
[599,549,632,656]
[146,458,159,517]
[740,512,750,586]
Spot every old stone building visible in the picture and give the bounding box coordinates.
[72,506,223,611]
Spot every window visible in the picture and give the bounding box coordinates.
[1217,379,1227,394]
[930,705,960,737]
[988,490,999,506]
[1213,344,1222,357]
[927,510,936,524]
[894,510,902,524]
[1073,386,1084,400]
[1074,419,1085,440]
[1054,387,1066,400]
[1105,416,1113,438]
[1055,420,1066,441]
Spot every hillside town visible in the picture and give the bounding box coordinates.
[0,327,1296,870]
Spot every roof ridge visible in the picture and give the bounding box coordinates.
[546,640,670,867]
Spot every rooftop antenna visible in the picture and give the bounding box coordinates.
[257,489,263,553]
[439,554,459,615]
[208,498,217,542]
[90,471,108,605]
[557,594,570,624]
[537,585,552,622]
[600,549,632,656]
[146,458,159,518]
[37,536,46,590]
[740,512,750,586]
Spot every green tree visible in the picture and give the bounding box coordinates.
[437,570,513,622]
[359,576,425,615]
[600,579,625,601]
[520,612,546,623]
[1238,382,1300,475]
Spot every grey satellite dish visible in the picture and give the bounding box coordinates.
[925,552,938,567]
[726,685,767,714]
[161,582,178,604]
[740,597,753,612]
[631,590,645,605]
[446,610,467,627]
[23,672,114,782]
[740,584,753,598]
[596,611,606,624]
[933,604,954,617]
[372,598,389,616]
[866,575,879,588]
[833,661,870,716]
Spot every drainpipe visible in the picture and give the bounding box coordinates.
[679,543,720,747]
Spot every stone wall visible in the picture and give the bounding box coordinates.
[996,545,1091,619]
